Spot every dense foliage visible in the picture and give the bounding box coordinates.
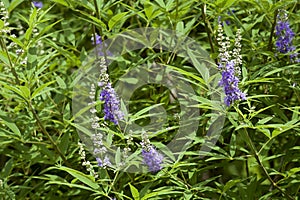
[0,0,299,199]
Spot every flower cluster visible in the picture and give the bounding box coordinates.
[88,84,100,129]
[97,57,123,125]
[91,132,111,168]
[275,11,299,62]
[99,83,124,125]
[87,56,123,168]
[88,83,112,168]
[217,22,246,106]
[0,2,10,34]
[123,130,133,159]
[78,142,98,178]
[141,132,163,172]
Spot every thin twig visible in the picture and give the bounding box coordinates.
[242,128,295,200]
[93,0,109,68]
[267,10,278,52]
[201,4,215,55]
[0,38,20,85]
[28,100,71,167]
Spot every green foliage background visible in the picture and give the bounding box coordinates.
[0,0,299,199]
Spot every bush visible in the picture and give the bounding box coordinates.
[0,0,299,199]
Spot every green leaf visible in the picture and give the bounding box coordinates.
[38,19,63,37]
[154,0,166,8]
[1,83,25,100]
[108,12,128,30]
[8,0,24,12]
[0,158,14,178]
[287,167,300,177]
[257,116,273,125]
[29,7,38,26]
[119,77,139,84]
[1,119,21,138]
[59,132,69,155]
[18,85,31,99]
[224,0,236,9]
[75,10,106,30]
[69,122,93,137]
[223,179,241,192]
[183,190,193,200]
[27,47,37,68]
[0,50,9,65]
[56,76,67,89]
[25,26,33,41]
[129,183,140,200]
[0,19,4,29]
[144,2,154,20]
[8,35,24,48]
[271,120,300,138]
[229,133,236,157]
[115,147,121,166]
[46,181,101,193]
[186,48,211,84]
[141,189,182,200]
[31,81,56,99]
[50,0,69,7]
[53,166,99,190]
[176,21,184,34]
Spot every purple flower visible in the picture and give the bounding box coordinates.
[32,1,43,8]
[275,12,299,62]
[99,83,123,124]
[275,20,295,53]
[226,10,235,25]
[92,34,102,45]
[142,146,163,172]
[96,156,111,168]
[218,61,246,106]
[96,157,103,167]
[91,34,112,57]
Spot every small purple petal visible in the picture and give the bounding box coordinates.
[32,1,43,8]
[96,157,103,167]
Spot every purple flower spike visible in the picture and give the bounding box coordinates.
[218,61,246,106]
[275,20,295,54]
[99,83,124,125]
[142,146,163,172]
[33,1,43,8]
[275,11,299,62]
[217,23,246,106]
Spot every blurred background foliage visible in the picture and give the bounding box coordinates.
[0,0,299,199]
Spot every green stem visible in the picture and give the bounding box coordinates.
[107,170,119,195]
[267,10,278,52]
[92,0,109,66]
[28,100,71,167]
[0,38,20,85]
[242,128,295,200]
[201,4,215,55]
